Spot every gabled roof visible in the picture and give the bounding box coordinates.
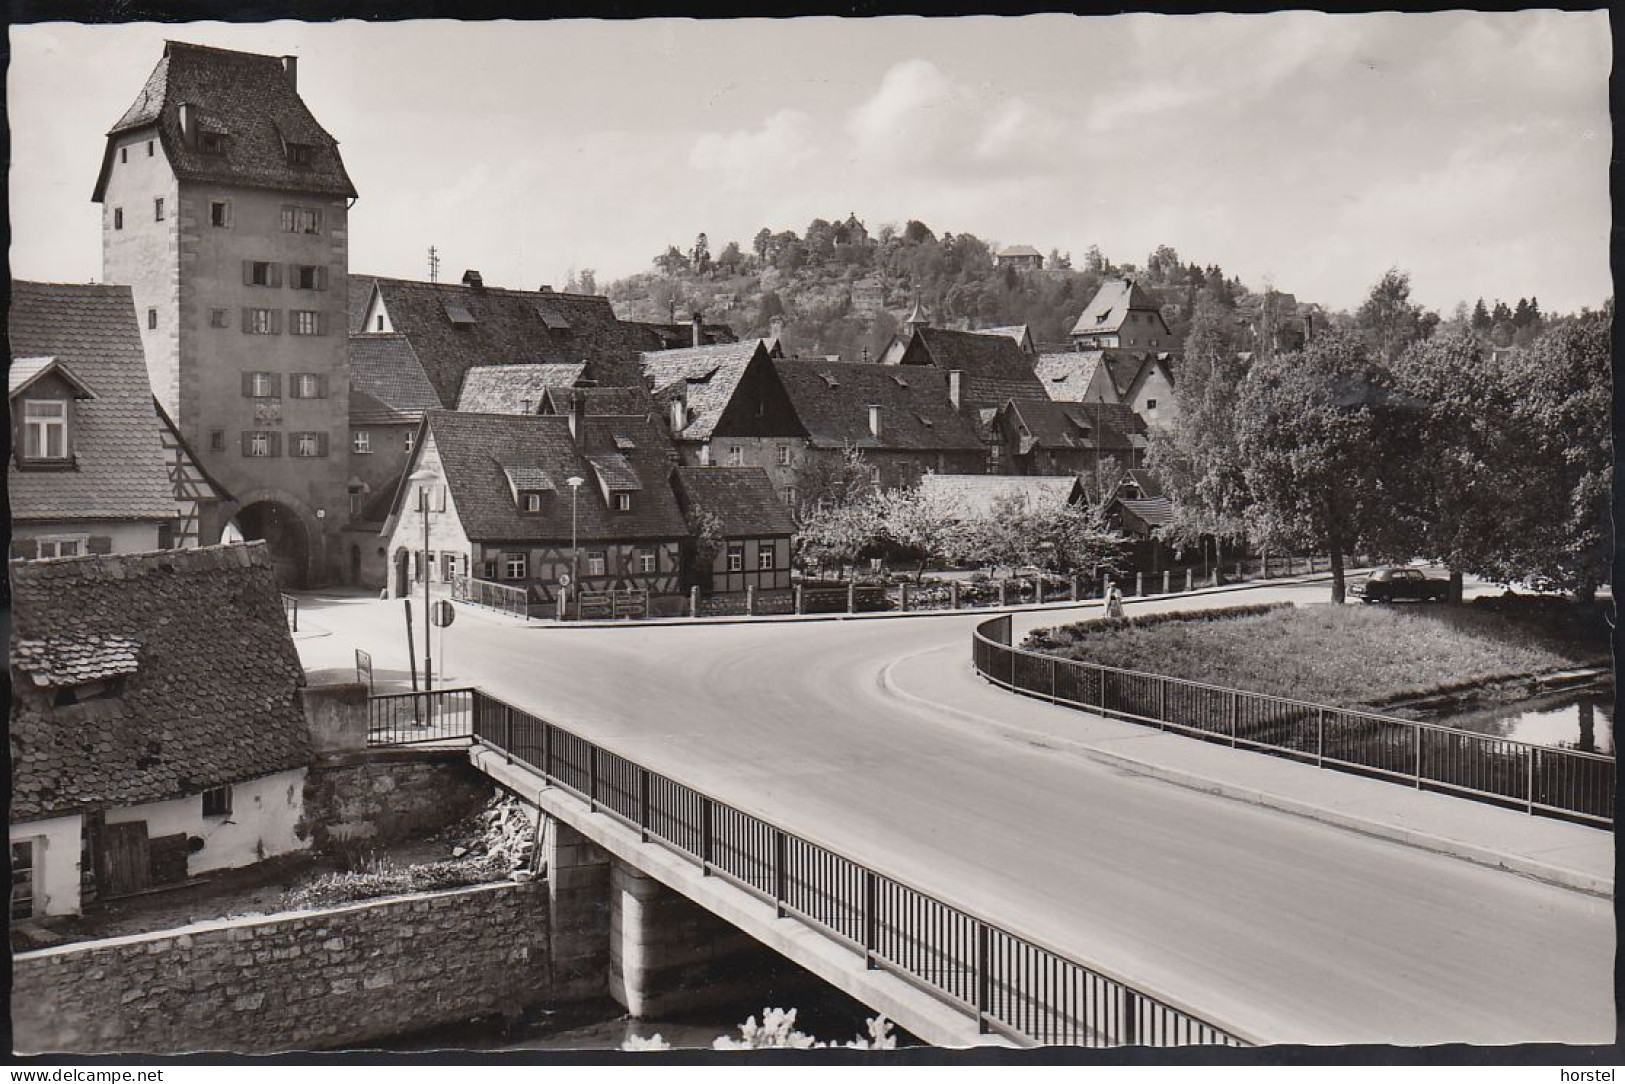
[154,398,233,504]
[8,282,180,525]
[974,325,1031,344]
[917,473,1083,518]
[1117,496,1174,532]
[9,357,96,400]
[996,245,1042,258]
[409,411,686,543]
[1103,351,1176,400]
[672,467,796,538]
[349,333,442,418]
[367,277,658,406]
[1120,468,1165,499]
[456,362,588,414]
[9,543,311,822]
[1033,351,1115,403]
[900,326,1049,410]
[622,321,739,351]
[641,341,772,442]
[1002,399,1147,454]
[769,358,984,452]
[94,41,356,201]
[538,384,658,419]
[1069,278,1165,337]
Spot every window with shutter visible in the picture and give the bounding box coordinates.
[317,432,330,457]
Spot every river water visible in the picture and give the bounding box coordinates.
[1436,688,1613,755]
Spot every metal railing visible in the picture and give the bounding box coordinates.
[368,687,476,746]
[469,687,1250,1047]
[452,575,530,620]
[281,592,299,632]
[972,615,1614,827]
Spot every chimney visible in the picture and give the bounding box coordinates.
[948,370,963,410]
[868,404,884,441]
[768,314,785,346]
[568,388,586,441]
[461,269,484,290]
[692,310,705,348]
[281,55,298,90]
[178,102,193,143]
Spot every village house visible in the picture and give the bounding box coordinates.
[9,543,312,919]
[973,324,1037,357]
[154,400,234,550]
[1069,278,1176,351]
[671,467,796,599]
[93,42,357,586]
[994,245,1044,271]
[1102,351,1177,430]
[1032,351,1120,404]
[9,282,181,559]
[382,403,689,614]
[890,323,1052,449]
[1105,468,1177,575]
[456,362,589,415]
[989,398,1149,478]
[641,339,786,467]
[916,472,1084,519]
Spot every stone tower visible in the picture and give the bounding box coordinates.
[92,42,357,587]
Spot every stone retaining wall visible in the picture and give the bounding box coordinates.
[299,749,493,853]
[12,880,551,1053]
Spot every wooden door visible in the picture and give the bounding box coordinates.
[100,821,151,898]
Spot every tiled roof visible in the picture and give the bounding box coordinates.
[917,474,1082,518]
[770,358,985,452]
[1070,278,1164,337]
[672,467,795,538]
[622,321,739,351]
[414,411,687,543]
[1004,399,1147,454]
[903,326,1049,411]
[1034,352,1112,402]
[997,245,1042,258]
[8,282,180,524]
[9,543,311,822]
[94,42,356,201]
[349,274,377,334]
[9,357,94,398]
[974,325,1030,345]
[586,453,642,492]
[1103,351,1175,399]
[1118,496,1174,531]
[371,278,658,406]
[1121,468,1165,499]
[13,636,142,688]
[349,333,442,418]
[457,363,588,414]
[503,466,557,495]
[641,342,771,442]
[539,384,658,418]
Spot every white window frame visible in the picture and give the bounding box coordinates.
[281,206,323,235]
[295,433,319,458]
[523,493,543,513]
[22,399,69,461]
[353,430,371,454]
[251,371,276,398]
[777,444,791,466]
[11,839,36,920]
[296,373,322,398]
[504,553,528,581]
[34,534,88,559]
[637,551,656,574]
[757,545,775,571]
[614,492,632,512]
[404,430,416,453]
[209,200,231,228]
[249,433,271,457]
[202,786,233,817]
[248,309,275,335]
[291,310,320,337]
[587,552,607,577]
[726,544,744,573]
[728,445,743,466]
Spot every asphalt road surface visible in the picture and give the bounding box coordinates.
[298,579,1615,1046]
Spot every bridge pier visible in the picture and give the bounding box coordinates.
[542,816,611,1001]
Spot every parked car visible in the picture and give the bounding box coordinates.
[1350,567,1450,603]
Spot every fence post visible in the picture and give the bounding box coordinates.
[1526,750,1535,814]
[746,585,756,617]
[1316,708,1325,767]
[847,582,856,613]
[1235,561,1242,581]
[1036,577,1045,605]
[1263,554,1270,579]
[999,579,1009,607]
[1414,727,1423,789]
[504,705,514,765]
[638,767,651,843]
[900,582,910,611]
[1162,570,1170,594]
[556,591,566,622]
[588,746,600,812]
[863,870,878,968]
[1185,569,1193,593]
[795,584,804,614]
[543,721,554,781]
[1158,678,1166,728]
[691,586,700,618]
[975,921,991,1033]
[1050,656,1058,703]
[772,829,788,918]
[700,797,713,875]
[1229,690,1238,747]
[1070,575,1079,602]
[1210,569,1219,589]
[1134,572,1143,597]
[1123,991,1139,1046]
[951,581,961,610]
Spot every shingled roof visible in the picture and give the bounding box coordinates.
[899,326,1049,410]
[457,363,588,414]
[672,467,796,538]
[538,384,658,419]
[1001,399,1148,454]
[1069,278,1165,338]
[641,341,773,442]
[1034,352,1114,403]
[368,278,657,407]
[9,282,180,525]
[770,358,985,452]
[349,333,442,422]
[9,543,311,822]
[93,42,356,201]
[410,411,687,543]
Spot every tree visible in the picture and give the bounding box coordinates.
[1235,328,1412,602]
[1354,268,1438,363]
[716,241,744,276]
[902,219,936,245]
[689,233,711,275]
[683,504,728,592]
[1083,245,1107,275]
[653,245,686,275]
[1471,298,1492,332]
[564,267,597,295]
[752,227,772,262]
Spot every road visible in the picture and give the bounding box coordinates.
[296,580,1615,1046]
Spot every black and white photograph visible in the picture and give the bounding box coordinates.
[4,7,1615,1067]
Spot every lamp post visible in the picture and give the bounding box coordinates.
[408,466,437,691]
[566,475,585,615]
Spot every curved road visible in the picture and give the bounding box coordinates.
[298,581,1615,1046]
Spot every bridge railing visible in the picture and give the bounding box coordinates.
[973,615,1614,827]
[281,592,299,632]
[452,575,530,620]
[470,687,1252,1048]
[368,687,475,746]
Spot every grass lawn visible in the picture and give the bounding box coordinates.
[1024,599,1611,710]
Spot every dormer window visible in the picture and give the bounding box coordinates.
[523,493,544,513]
[22,400,70,461]
[199,132,226,155]
[286,142,314,168]
[614,492,632,513]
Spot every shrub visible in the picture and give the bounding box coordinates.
[280,855,505,910]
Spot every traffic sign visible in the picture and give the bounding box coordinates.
[431,600,456,628]
[558,573,572,587]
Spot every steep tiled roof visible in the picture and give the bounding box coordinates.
[622,321,739,351]
[9,543,311,822]
[349,274,378,334]
[1070,278,1164,337]
[371,278,657,406]
[414,411,686,542]
[974,325,1031,346]
[94,42,356,200]
[539,384,658,418]
[1121,468,1165,499]
[1004,399,1148,454]
[1034,352,1114,402]
[1117,496,1174,532]
[349,333,442,418]
[917,474,1082,518]
[1103,351,1176,399]
[13,636,142,687]
[457,363,588,414]
[770,358,984,452]
[673,467,795,537]
[903,326,1049,410]
[8,282,180,524]
[641,342,770,442]
[996,245,1042,259]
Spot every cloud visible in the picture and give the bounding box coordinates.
[688,109,817,183]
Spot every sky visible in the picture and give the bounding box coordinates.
[8,13,1613,314]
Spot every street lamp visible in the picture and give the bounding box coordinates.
[408,466,437,691]
[566,476,585,614]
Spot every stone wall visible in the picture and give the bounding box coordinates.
[298,749,493,854]
[12,880,551,1054]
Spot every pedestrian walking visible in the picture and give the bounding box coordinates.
[1106,584,1125,619]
